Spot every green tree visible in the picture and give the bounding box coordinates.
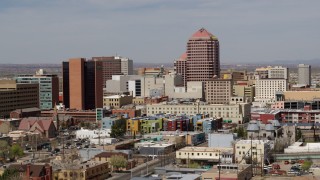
[0,140,9,159]
[51,140,58,149]
[110,155,128,171]
[9,144,24,160]
[80,121,85,128]
[110,123,126,138]
[234,127,247,139]
[296,128,302,141]
[302,160,313,171]
[0,168,20,180]
[188,162,200,169]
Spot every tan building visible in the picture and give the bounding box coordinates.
[176,147,233,164]
[205,79,233,104]
[221,70,247,81]
[103,95,133,109]
[284,91,320,101]
[147,102,251,124]
[233,85,255,102]
[94,152,135,171]
[0,80,39,117]
[132,97,145,104]
[235,140,271,164]
[137,67,168,76]
[53,159,109,180]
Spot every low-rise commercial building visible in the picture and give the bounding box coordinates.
[103,95,133,109]
[176,147,233,164]
[147,101,251,124]
[208,133,237,148]
[139,143,175,155]
[52,159,109,180]
[126,116,163,135]
[235,140,271,164]
[195,117,222,133]
[75,128,111,139]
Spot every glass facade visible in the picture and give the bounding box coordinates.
[15,76,55,110]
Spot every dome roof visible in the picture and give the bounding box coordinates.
[247,121,259,132]
[265,124,275,131]
[269,120,281,127]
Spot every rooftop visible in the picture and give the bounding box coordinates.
[236,140,270,144]
[190,28,218,40]
[177,147,233,153]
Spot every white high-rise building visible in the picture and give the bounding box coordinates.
[298,64,311,86]
[268,66,289,80]
[255,78,288,102]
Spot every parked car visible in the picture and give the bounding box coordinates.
[284,161,289,164]
[291,161,296,164]
[272,164,280,170]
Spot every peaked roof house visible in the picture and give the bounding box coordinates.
[6,163,52,180]
[18,118,57,138]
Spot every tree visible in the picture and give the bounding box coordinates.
[51,140,58,149]
[302,160,313,171]
[188,162,200,169]
[234,127,247,139]
[9,144,24,160]
[110,155,128,171]
[110,123,126,138]
[296,128,302,141]
[0,140,9,159]
[0,168,20,180]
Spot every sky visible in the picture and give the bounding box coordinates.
[0,0,320,64]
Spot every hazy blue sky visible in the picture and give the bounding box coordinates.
[0,0,320,64]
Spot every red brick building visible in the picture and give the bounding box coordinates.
[112,109,141,119]
[8,163,52,180]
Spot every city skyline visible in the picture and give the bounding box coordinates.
[1,0,320,64]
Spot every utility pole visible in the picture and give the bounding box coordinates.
[251,135,253,177]
[218,150,221,180]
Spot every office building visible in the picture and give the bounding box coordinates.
[15,69,59,110]
[268,66,289,79]
[298,64,311,86]
[91,56,122,88]
[0,80,39,117]
[119,56,133,75]
[147,102,251,124]
[255,78,288,102]
[92,56,133,87]
[62,58,103,110]
[204,79,232,104]
[174,28,220,85]
[105,75,141,96]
